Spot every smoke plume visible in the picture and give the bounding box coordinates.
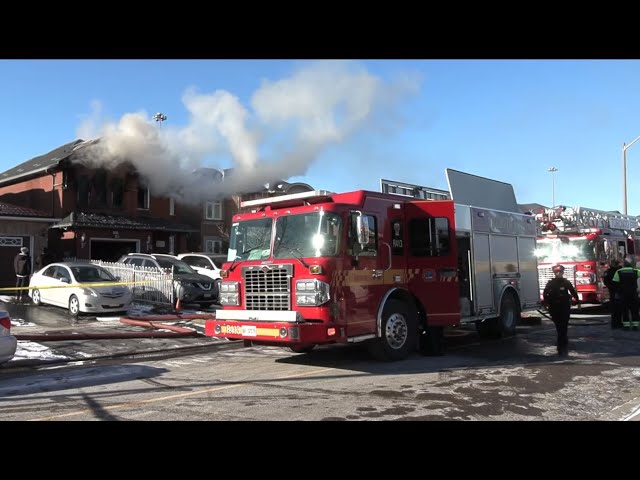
[74,60,420,204]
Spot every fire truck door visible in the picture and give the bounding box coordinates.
[345,211,385,336]
[403,201,459,326]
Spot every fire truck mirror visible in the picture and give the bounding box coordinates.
[356,214,370,246]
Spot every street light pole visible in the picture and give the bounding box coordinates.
[623,134,640,215]
[153,112,167,128]
[548,166,558,207]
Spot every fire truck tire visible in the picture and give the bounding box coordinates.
[476,292,519,339]
[368,299,417,361]
[498,291,519,337]
[289,344,316,354]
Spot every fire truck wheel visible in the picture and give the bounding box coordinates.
[368,299,417,361]
[289,344,316,354]
[476,291,519,338]
[498,291,519,337]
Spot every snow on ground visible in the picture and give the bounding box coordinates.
[10,341,70,363]
[10,318,37,327]
[95,316,123,322]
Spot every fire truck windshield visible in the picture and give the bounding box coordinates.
[273,211,342,259]
[228,218,273,261]
[534,237,596,263]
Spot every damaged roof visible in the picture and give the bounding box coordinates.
[0,201,51,218]
[0,139,87,186]
[51,212,199,233]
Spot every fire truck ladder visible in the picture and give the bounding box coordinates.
[536,206,639,234]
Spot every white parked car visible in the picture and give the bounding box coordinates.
[0,310,17,364]
[29,262,133,317]
[177,253,227,290]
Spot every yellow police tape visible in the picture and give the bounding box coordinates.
[0,279,162,292]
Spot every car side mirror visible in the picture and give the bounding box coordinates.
[115,276,121,281]
[60,277,70,284]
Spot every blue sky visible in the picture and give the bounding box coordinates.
[1,59,639,214]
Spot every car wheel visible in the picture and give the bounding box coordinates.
[32,289,42,306]
[68,294,80,317]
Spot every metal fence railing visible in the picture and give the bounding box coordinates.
[92,260,175,306]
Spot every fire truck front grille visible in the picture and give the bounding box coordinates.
[242,264,293,311]
[538,265,577,289]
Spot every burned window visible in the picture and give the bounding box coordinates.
[77,175,90,208]
[137,182,150,209]
[93,169,108,206]
[409,217,450,257]
[110,178,124,208]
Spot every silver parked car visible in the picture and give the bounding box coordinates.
[0,310,17,364]
[29,262,133,317]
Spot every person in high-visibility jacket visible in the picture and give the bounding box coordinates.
[612,256,640,330]
[543,264,580,356]
[603,259,623,329]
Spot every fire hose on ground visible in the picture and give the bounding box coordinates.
[536,308,609,326]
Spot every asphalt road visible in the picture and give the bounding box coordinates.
[2,306,640,421]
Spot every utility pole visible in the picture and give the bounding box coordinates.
[548,166,558,207]
[622,134,640,215]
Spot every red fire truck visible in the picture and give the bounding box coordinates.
[205,170,540,361]
[534,206,640,304]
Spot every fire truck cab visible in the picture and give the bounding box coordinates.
[534,206,640,304]
[205,169,540,361]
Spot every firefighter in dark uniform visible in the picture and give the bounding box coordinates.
[612,256,640,330]
[543,264,580,356]
[603,259,623,329]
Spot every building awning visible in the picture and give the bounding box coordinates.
[50,212,199,233]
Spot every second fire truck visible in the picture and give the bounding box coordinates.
[205,169,540,361]
[534,205,640,303]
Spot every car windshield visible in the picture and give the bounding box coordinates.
[208,257,225,268]
[273,211,341,259]
[534,237,596,263]
[156,258,196,274]
[71,266,116,283]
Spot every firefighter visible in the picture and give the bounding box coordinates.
[611,256,640,330]
[603,259,623,329]
[543,264,580,356]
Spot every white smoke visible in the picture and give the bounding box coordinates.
[74,60,421,204]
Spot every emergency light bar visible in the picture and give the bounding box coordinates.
[241,190,334,208]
